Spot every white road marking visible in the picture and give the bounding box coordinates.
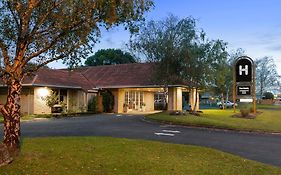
[154,133,175,136]
[116,115,122,117]
[162,130,181,133]
[160,125,174,128]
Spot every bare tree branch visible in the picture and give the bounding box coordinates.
[7,1,20,32]
[23,19,87,65]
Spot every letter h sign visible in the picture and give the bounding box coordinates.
[235,57,252,82]
[239,65,248,76]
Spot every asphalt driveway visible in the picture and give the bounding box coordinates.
[0,114,281,167]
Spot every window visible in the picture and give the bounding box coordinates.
[60,89,67,102]
[125,91,144,110]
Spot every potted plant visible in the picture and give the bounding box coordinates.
[141,102,146,111]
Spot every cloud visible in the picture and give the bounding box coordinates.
[266,45,281,51]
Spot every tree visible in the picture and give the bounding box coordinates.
[85,49,136,66]
[129,15,227,112]
[129,15,202,109]
[207,40,229,109]
[256,57,280,99]
[262,92,274,99]
[0,0,152,162]
[211,48,245,109]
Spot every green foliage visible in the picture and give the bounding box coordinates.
[129,15,233,112]
[239,103,251,117]
[44,90,68,113]
[0,0,153,76]
[129,15,229,92]
[85,49,136,66]
[263,92,274,99]
[102,91,114,113]
[88,96,97,113]
[0,0,152,152]
[130,15,200,85]
[44,90,59,108]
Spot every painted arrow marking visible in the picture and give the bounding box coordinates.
[154,133,175,136]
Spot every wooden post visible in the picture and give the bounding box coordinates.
[233,61,236,113]
[252,63,257,114]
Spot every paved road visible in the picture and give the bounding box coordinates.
[1,114,281,167]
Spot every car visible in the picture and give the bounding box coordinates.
[216,101,237,109]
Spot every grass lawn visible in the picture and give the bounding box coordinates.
[0,137,280,175]
[0,114,52,123]
[146,108,281,133]
[256,104,281,109]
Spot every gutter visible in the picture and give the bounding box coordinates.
[96,84,190,89]
[22,84,82,89]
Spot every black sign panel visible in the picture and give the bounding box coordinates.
[237,86,251,96]
[235,58,252,82]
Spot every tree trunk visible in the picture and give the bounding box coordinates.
[1,78,22,157]
[163,85,168,110]
[226,87,229,102]
[221,93,225,109]
[192,88,198,112]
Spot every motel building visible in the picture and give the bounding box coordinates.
[0,63,199,115]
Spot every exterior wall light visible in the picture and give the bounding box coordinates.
[37,87,50,100]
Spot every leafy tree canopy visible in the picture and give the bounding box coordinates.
[0,0,153,162]
[129,15,230,111]
[129,15,228,90]
[85,49,136,66]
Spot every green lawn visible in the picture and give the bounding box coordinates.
[0,114,52,123]
[256,104,281,109]
[0,137,280,175]
[146,108,281,133]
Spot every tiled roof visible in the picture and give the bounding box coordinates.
[22,68,93,91]
[1,63,164,91]
[79,63,157,88]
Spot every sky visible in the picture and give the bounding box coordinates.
[49,0,281,74]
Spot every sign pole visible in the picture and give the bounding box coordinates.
[253,63,257,114]
[233,62,236,113]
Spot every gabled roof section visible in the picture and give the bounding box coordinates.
[1,63,177,91]
[79,63,158,88]
[22,68,93,91]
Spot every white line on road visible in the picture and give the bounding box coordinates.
[162,130,181,133]
[154,133,175,136]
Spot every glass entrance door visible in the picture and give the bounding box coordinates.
[125,91,144,111]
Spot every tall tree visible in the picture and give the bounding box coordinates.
[211,48,245,109]
[0,0,152,162]
[207,40,229,109]
[129,15,227,111]
[85,49,136,66]
[129,15,202,108]
[256,57,280,99]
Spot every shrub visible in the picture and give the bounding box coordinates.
[88,96,97,113]
[102,91,114,113]
[239,103,251,118]
[262,92,274,99]
[44,90,59,108]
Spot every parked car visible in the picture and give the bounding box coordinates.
[216,101,237,109]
